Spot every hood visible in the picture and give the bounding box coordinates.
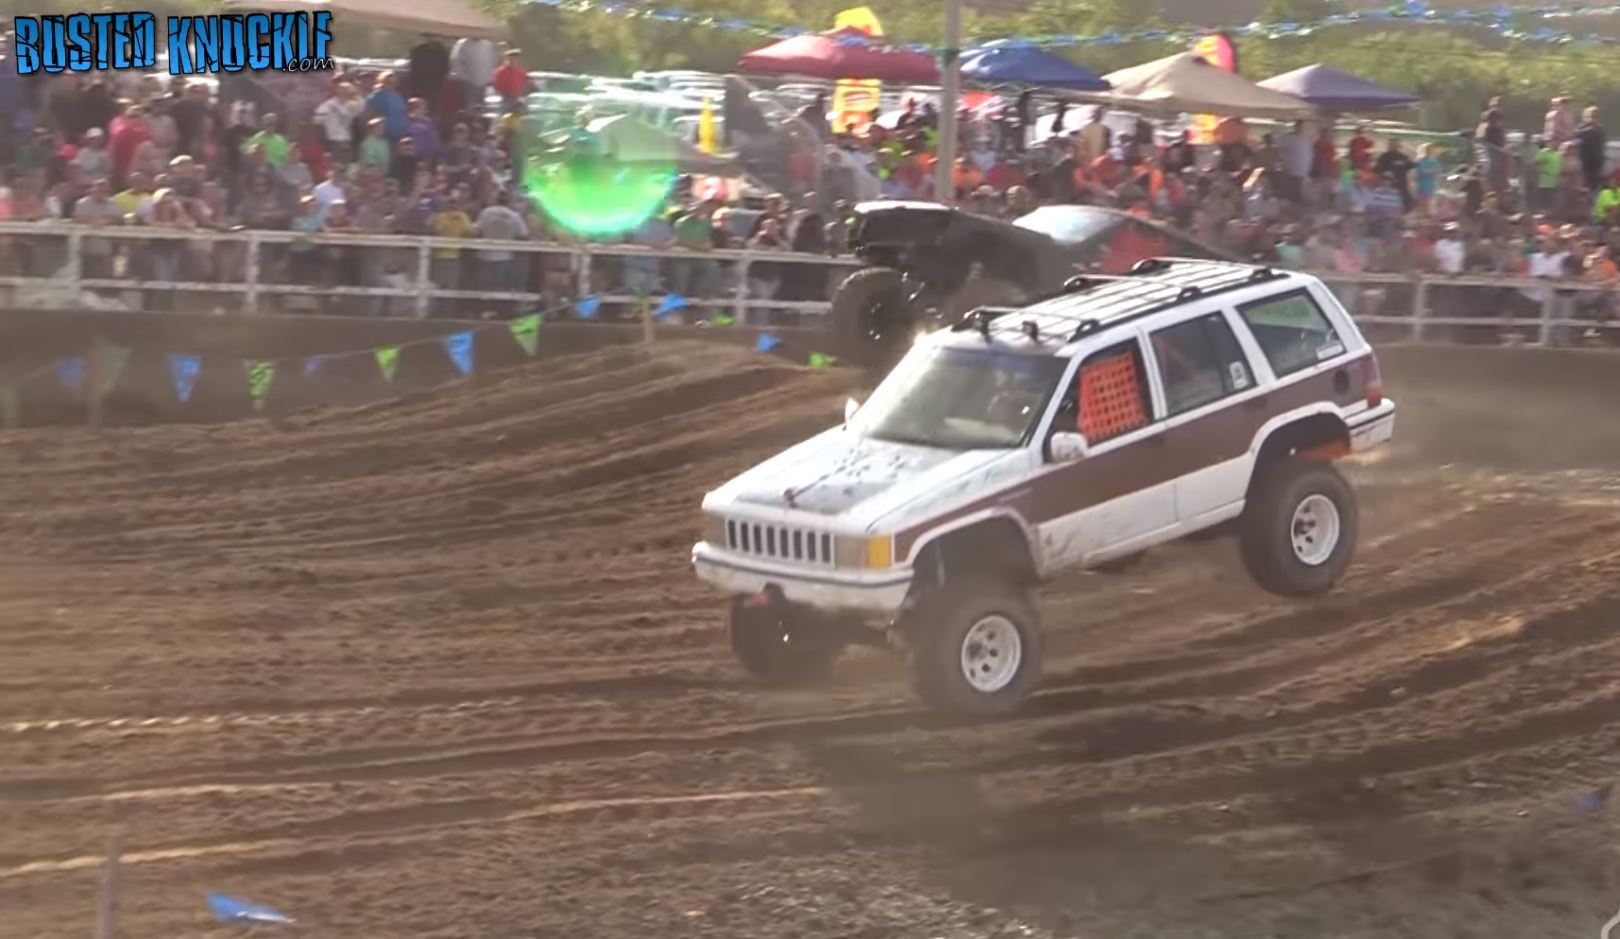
[721,428,1003,519]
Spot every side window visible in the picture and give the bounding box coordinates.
[1075,340,1152,444]
[1238,291,1346,378]
[1150,313,1254,417]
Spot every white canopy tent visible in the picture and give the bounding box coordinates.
[1088,52,1315,121]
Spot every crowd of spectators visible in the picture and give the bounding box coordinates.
[0,29,1614,329]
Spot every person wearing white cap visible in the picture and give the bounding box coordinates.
[73,128,111,179]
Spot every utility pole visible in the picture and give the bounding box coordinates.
[934,0,962,206]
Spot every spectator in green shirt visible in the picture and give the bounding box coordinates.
[357,118,391,171]
[242,113,291,168]
[1536,137,1563,215]
[1593,175,1620,224]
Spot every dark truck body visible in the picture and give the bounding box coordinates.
[832,202,1228,371]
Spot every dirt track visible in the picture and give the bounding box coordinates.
[5,340,1620,938]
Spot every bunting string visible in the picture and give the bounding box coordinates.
[0,297,828,423]
[525,0,1620,53]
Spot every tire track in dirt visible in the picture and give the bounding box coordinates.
[8,340,1620,939]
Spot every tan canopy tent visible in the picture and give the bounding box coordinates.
[1091,52,1315,120]
[222,0,502,40]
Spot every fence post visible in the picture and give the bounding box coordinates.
[414,240,432,319]
[243,230,260,314]
[733,253,751,326]
[1410,275,1429,342]
[576,246,593,309]
[65,229,83,292]
[640,292,655,345]
[1539,284,1558,347]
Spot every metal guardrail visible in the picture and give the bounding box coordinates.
[0,222,1616,345]
[0,221,860,324]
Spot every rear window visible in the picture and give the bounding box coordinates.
[1237,290,1346,378]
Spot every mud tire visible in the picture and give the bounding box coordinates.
[908,579,1043,716]
[1240,457,1359,597]
[728,597,844,685]
[829,267,910,374]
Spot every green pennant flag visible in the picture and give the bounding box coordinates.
[510,314,540,357]
[375,346,400,383]
[100,343,131,394]
[711,313,735,327]
[808,352,836,370]
[245,360,276,412]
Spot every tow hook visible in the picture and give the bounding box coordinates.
[743,585,785,609]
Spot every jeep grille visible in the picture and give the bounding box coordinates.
[725,519,834,567]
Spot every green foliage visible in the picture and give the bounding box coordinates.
[1258,0,1334,24]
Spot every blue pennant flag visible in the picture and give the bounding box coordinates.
[755,333,781,353]
[304,355,328,376]
[442,331,474,376]
[576,295,601,319]
[206,893,295,925]
[168,355,201,403]
[57,356,85,391]
[653,294,688,318]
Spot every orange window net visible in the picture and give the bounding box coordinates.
[1080,352,1148,441]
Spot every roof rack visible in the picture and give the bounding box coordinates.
[955,259,1291,347]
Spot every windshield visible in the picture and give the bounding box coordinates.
[850,345,1068,451]
[1013,205,1119,246]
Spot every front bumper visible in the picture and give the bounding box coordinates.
[692,541,913,613]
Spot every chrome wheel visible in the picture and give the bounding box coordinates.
[1290,493,1342,567]
[959,614,1023,694]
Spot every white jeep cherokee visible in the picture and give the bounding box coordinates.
[694,258,1396,714]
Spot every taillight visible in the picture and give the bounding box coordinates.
[1361,353,1384,407]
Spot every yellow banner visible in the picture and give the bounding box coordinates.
[1189,33,1237,146]
[832,7,884,134]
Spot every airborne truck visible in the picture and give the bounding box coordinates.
[694,258,1396,715]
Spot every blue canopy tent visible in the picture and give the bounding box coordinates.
[1256,64,1418,112]
[959,43,1112,92]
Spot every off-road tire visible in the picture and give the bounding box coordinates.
[939,277,1028,322]
[907,579,1043,716]
[1240,457,1359,597]
[728,598,844,685]
[829,267,909,373]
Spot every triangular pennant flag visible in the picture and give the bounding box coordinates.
[755,333,780,353]
[711,313,735,327]
[808,352,836,370]
[56,356,85,391]
[509,314,540,357]
[575,296,601,319]
[168,354,201,403]
[375,346,400,383]
[653,294,687,318]
[304,355,328,376]
[206,893,296,925]
[245,360,276,412]
[99,344,130,395]
[442,331,474,376]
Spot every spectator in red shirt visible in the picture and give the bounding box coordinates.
[493,50,528,108]
[983,156,1025,192]
[107,100,152,187]
[1348,125,1373,173]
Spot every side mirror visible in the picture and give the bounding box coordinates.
[1050,431,1089,463]
[844,397,861,424]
